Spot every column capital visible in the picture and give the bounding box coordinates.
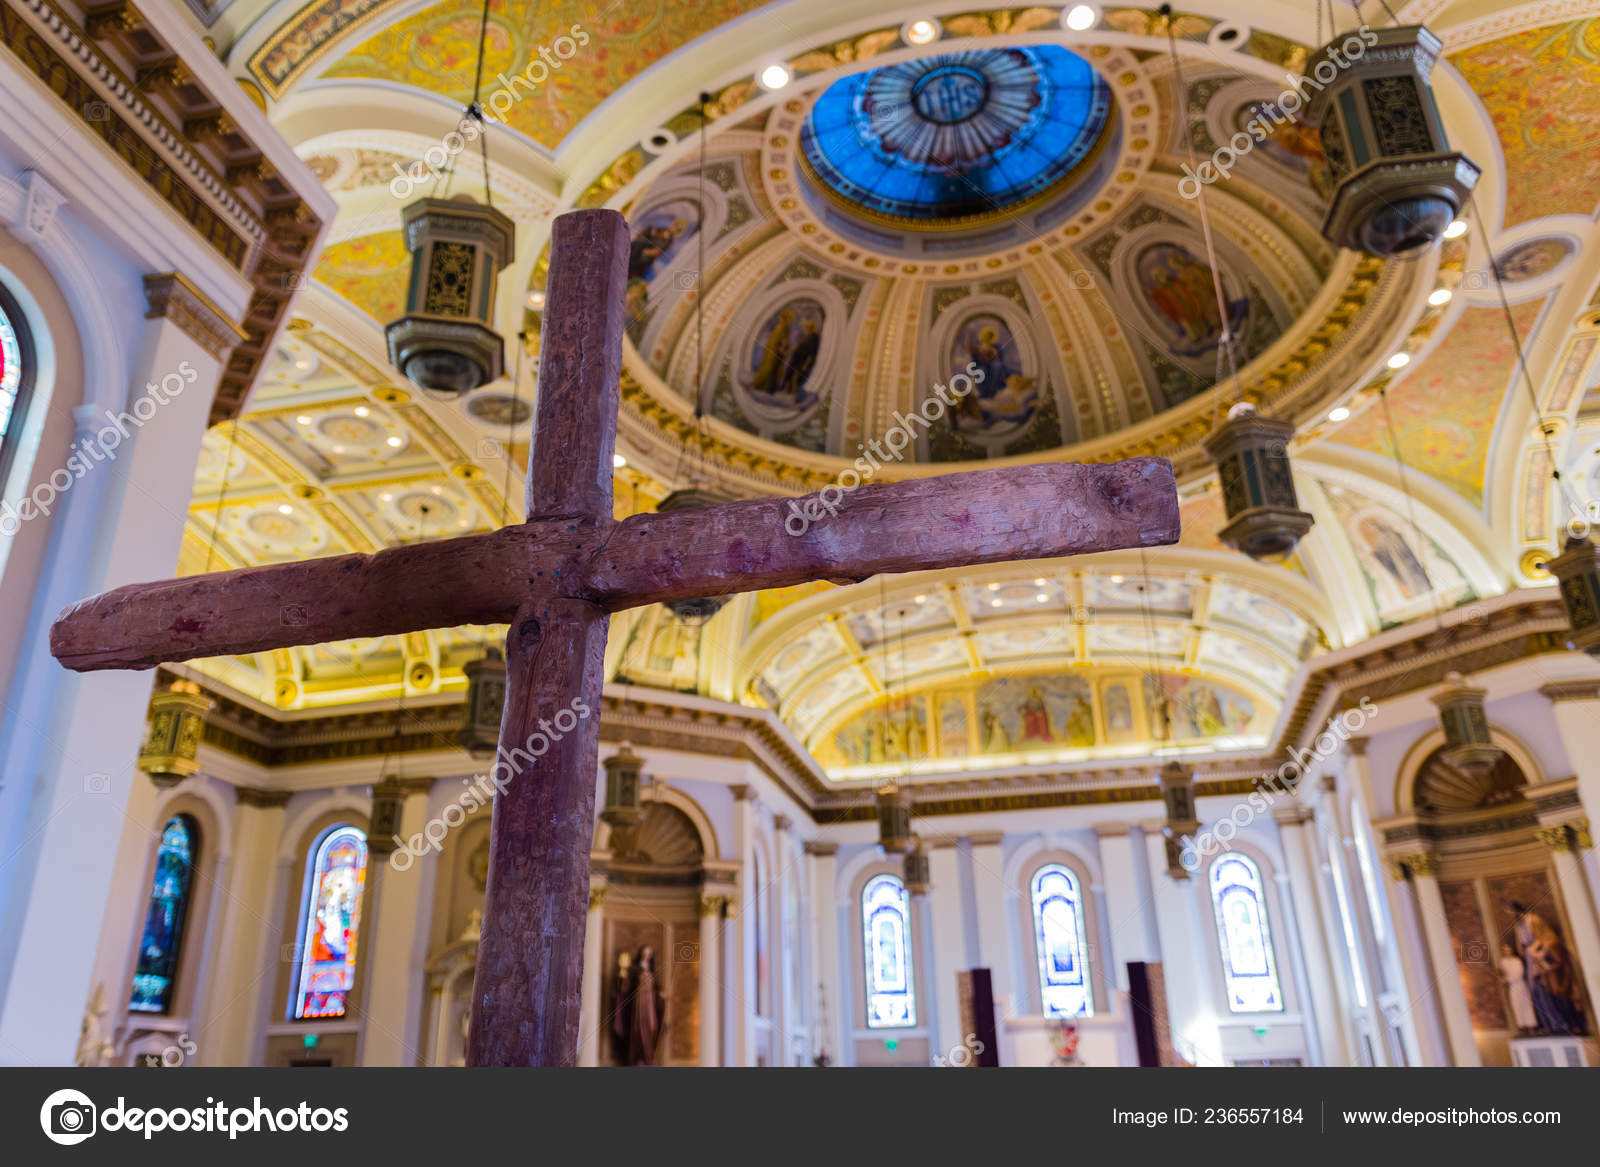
[234,785,292,809]
[965,831,1006,848]
[1539,681,1600,705]
[377,775,437,796]
[1272,804,1316,827]
[803,840,838,857]
[588,886,609,910]
[772,813,792,832]
[142,272,247,359]
[1344,734,1370,758]
[1093,821,1132,837]
[1535,825,1580,854]
[697,893,729,917]
[729,783,759,803]
[1387,850,1439,880]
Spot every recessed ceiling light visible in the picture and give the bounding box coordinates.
[1443,219,1468,239]
[294,358,311,371]
[1328,406,1351,423]
[987,582,1000,591]
[1110,574,1124,583]
[1428,288,1452,306]
[379,492,392,502]
[386,435,403,448]
[295,415,312,425]
[527,291,545,309]
[331,444,345,454]
[1036,593,1049,603]
[905,18,938,44]
[277,504,293,515]
[990,598,1003,608]
[760,64,791,90]
[1033,577,1046,586]
[1065,4,1097,30]
[430,485,443,495]
[354,405,370,417]
[1387,352,1411,369]
[913,594,927,604]
[612,453,627,469]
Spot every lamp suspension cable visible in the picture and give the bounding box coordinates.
[469,0,494,205]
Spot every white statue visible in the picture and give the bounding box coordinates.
[1500,943,1538,1032]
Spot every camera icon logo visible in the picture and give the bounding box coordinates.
[40,1088,97,1145]
[83,773,110,795]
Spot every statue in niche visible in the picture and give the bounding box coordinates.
[1500,942,1537,1033]
[1511,902,1587,1036]
[611,947,666,1065]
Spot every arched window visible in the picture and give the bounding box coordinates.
[290,824,368,1020]
[1209,854,1284,1014]
[1030,863,1094,1018]
[861,873,915,1028]
[129,815,198,1014]
[0,284,37,491]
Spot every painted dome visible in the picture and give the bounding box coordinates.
[798,47,1113,226]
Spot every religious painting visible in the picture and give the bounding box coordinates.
[947,312,1040,436]
[977,675,1095,752]
[1239,104,1334,200]
[291,825,367,1020]
[1322,482,1472,619]
[1488,872,1590,1037]
[1493,236,1573,283]
[1102,682,1136,745]
[743,298,826,410]
[1144,674,1256,741]
[625,200,699,321]
[1136,242,1249,359]
[938,697,970,758]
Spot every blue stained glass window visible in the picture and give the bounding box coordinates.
[129,815,198,1014]
[799,46,1112,224]
[290,825,368,1020]
[1031,863,1094,1018]
[0,298,21,442]
[1210,854,1285,1014]
[862,873,915,1028]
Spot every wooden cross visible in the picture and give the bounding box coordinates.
[51,209,1179,1066]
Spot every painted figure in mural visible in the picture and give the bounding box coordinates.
[981,708,1011,753]
[1500,942,1538,1032]
[611,947,667,1065]
[750,308,795,396]
[777,318,822,402]
[965,323,1017,400]
[1139,243,1247,357]
[1357,516,1433,600]
[1020,686,1055,743]
[628,217,689,282]
[1511,902,1587,1035]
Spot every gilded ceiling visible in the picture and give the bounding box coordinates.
[182,0,1600,778]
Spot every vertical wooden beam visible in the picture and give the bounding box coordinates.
[526,208,631,520]
[467,596,610,1065]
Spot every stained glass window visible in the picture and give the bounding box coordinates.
[1031,863,1094,1018]
[290,824,368,1020]
[862,873,915,1028]
[0,297,21,442]
[129,815,198,1014]
[1210,854,1284,1014]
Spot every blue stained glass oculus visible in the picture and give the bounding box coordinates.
[0,298,22,441]
[862,873,916,1028]
[1210,854,1285,1014]
[1031,863,1095,1018]
[798,46,1112,224]
[129,815,198,1014]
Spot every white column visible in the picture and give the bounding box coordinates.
[806,840,841,1065]
[0,286,231,1063]
[968,832,1014,1015]
[1542,684,1600,826]
[926,841,965,1053]
[200,788,290,1065]
[697,889,726,1066]
[729,785,757,1065]
[1273,807,1349,1065]
[772,814,793,1064]
[1395,852,1480,1067]
[359,779,435,1066]
[1539,827,1600,1016]
[1094,823,1154,991]
[578,876,608,1067]
[1142,825,1215,1063]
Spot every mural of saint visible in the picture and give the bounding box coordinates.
[625,202,697,321]
[1137,243,1248,358]
[1020,686,1054,743]
[939,699,969,757]
[978,676,1095,752]
[745,299,826,409]
[1355,516,1433,601]
[1245,106,1334,200]
[948,314,1040,435]
[1104,683,1135,743]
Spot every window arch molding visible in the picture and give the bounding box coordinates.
[1011,846,1106,1018]
[1202,843,1292,1016]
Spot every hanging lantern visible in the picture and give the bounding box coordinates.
[1548,533,1600,655]
[876,782,912,854]
[457,646,507,759]
[1430,671,1501,778]
[655,487,736,624]
[602,742,645,828]
[1202,402,1314,563]
[385,195,516,396]
[902,836,931,897]
[1157,759,1200,879]
[138,681,212,788]
[1303,25,1480,258]
[368,777,406,854]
